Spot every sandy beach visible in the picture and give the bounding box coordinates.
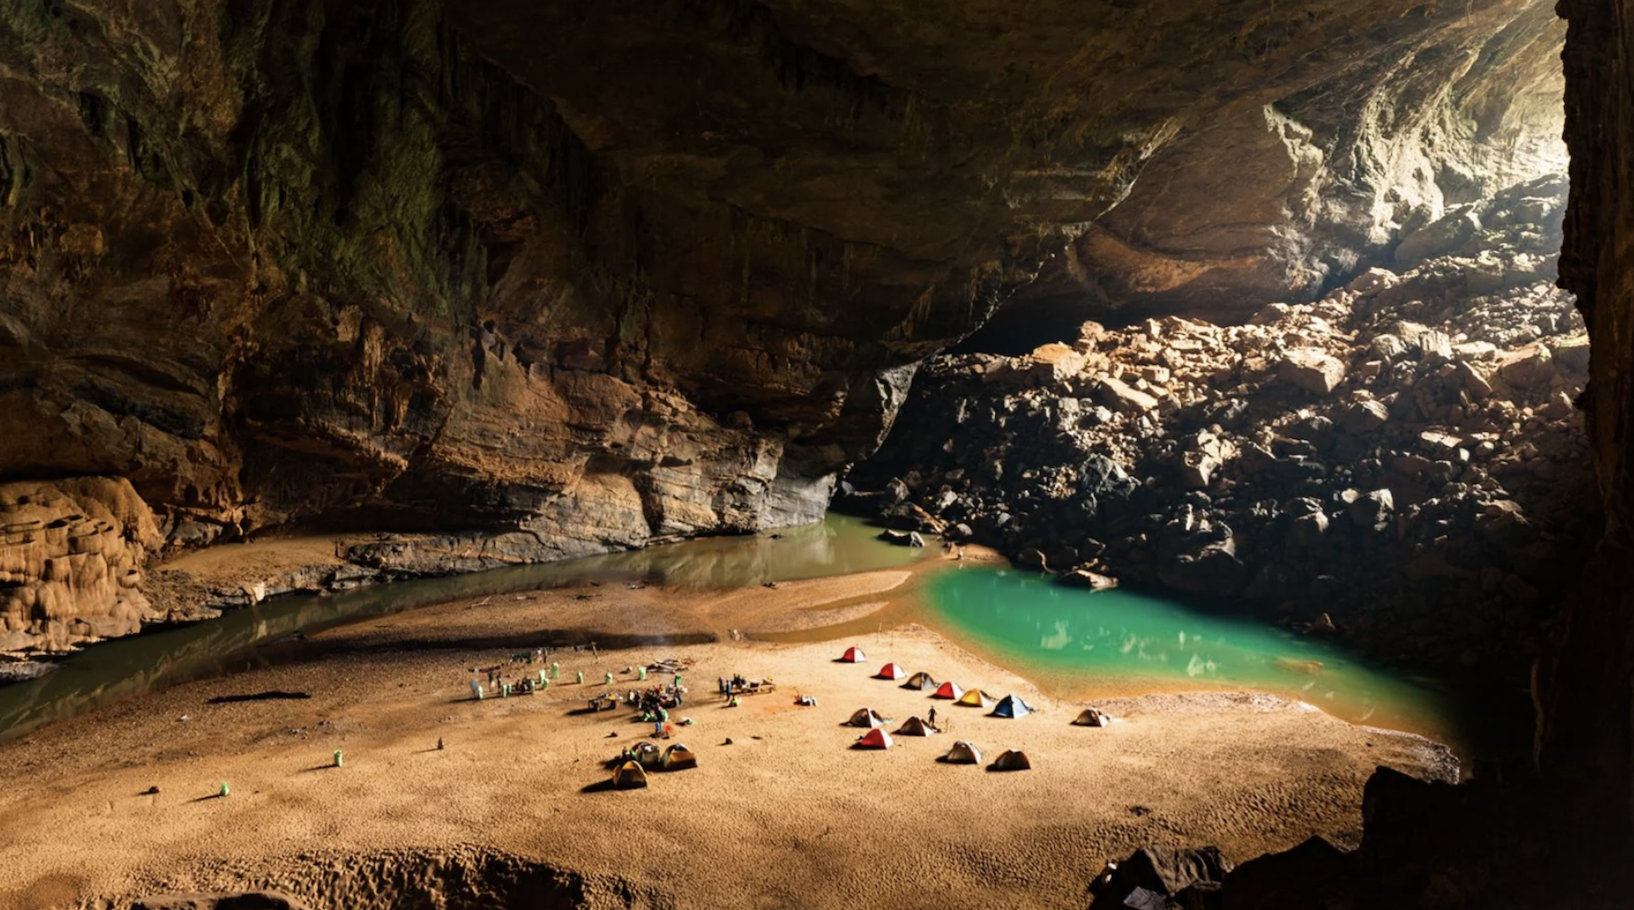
[0,569,1455,910]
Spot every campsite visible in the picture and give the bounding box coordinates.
[0,568,1457,910]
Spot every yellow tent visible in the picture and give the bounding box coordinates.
[956,689,995,708]
[611,760,649,789]
[662,743,698,771]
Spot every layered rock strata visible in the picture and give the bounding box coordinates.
[849,176,1596,677]
[0,477,162,655]
[0,0,1570,650]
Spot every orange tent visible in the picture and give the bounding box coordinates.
[875,663,907,680]
[839,646,867,663]
[856,727,893,749]
[931,681,965,700]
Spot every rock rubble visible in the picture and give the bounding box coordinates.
[848,175,1597,676]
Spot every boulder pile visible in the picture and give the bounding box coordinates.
[847,175,1597,677]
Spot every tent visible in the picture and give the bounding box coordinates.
[629,740,662,767]
[896,716,937,736]
[839,646,867,663]
[856,727,893,749]
[901,671,939,691]
[945,741,983,764]
[992,749,1032,771]
[1073,707,1113,727]
[661,743,698,771]
[611,760,649,789]
[931,681,965,700]
[846,707,889,728]
[955,688,994,708]
[990,695,1033,718]
[875,662,907,680]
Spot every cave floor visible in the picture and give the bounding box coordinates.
[0,574,1454,910]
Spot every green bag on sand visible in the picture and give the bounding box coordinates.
[333,750,343,768]
[220,781,230,797]
[638,667,648,680]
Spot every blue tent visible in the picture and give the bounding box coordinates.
[991,695,1033,719]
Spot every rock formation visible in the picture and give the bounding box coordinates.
[0,477,162,655]
[0,1,1575,656]
[848,175,1596,678]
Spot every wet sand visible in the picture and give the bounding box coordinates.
[0,570,1455,910]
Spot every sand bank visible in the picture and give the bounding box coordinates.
[0,574,1454,910]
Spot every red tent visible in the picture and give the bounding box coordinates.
[839,646,867,663]
[931,681,966,700]
[875,662,907,680]
[857,727,893,749]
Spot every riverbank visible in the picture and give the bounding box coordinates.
[0,572,1455,910]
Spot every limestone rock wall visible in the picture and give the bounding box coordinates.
[0,0,1573,650]
[1064,3,1568,321]
[0,477,162,654]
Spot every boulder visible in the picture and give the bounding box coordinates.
[1394,208,1482,267]
[1279,349,1347,395]
[1161,540,1249,595]
[1344,488,1395,529]
[1094,375,1160,413]
[1090,847,1233,905]
[1291,511,1330,546]
[1029,342,1087,382]
[1061,567,1120,590]
[1499,345,1554,388]
[1551,334,1591,374]
[1337,399,1390,433]
[1456,361,1494,399]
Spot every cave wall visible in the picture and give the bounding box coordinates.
[0,0,1003,561]
[0,0,1575,652]
[974,4,1568,340]
[1544,0,1634,822]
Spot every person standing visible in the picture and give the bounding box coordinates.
[654,706,669,738]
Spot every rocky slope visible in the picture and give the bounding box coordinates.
[848,175,1597,678]
[0,0,1569,656]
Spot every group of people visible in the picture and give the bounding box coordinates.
[467,646,575,699]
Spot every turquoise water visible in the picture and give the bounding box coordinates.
[924,566,1475,743]
[0,512,1512,757]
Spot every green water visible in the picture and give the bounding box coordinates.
[0,512,1509,758]
[925,565,1480,746]
[0,515,920,742]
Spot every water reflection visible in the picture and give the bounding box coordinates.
[0,515,918,742]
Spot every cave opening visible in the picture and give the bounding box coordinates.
[846,9,1594,769]
[4,1,1634,907]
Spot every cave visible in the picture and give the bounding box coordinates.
[0,1,1631,908]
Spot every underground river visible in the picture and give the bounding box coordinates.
[0,514,1520,759]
